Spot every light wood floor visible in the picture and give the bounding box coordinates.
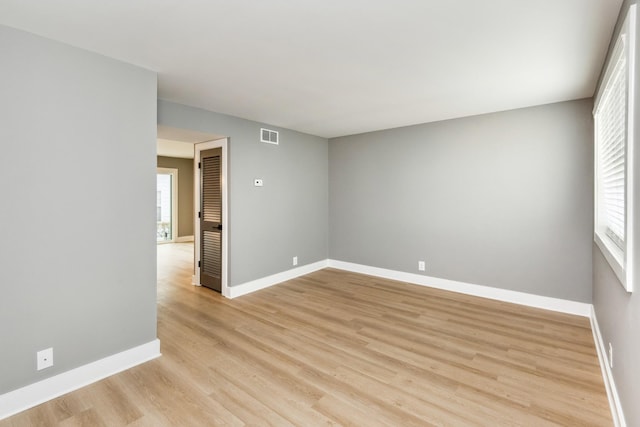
[2,243,612,426]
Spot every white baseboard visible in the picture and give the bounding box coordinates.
[228,260,328,298]
[0,339,161,421]
[590,307,626,427]
[176,235,194,243]
[327,260,592,317]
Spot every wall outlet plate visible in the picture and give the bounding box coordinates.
[37,347,53,371]
[293,256,298,266]
[254,179,263,187]
[418,261,426,271]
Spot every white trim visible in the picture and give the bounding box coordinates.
[0,339,160,421]
[228,260,328,299]
[194,138,229,296]
[590,307,626,426]
[595,233,626,286]
[228,258,592,315]
[625,3,637,293]
[327,260,592,317]
[157,167,178,244]
[176,235,194,243]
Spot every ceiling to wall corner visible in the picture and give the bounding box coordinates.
[0,0,623,138]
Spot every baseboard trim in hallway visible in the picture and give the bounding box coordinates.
[0,339,161,421]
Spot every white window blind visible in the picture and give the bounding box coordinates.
[595,36,627,250]
[593,3,636,292]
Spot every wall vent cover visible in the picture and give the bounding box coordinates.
[260,128,279,145]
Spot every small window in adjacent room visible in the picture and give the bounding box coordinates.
[593,4,636,292]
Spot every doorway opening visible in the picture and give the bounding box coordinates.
[156,126,228,297]
[157,168,178,243]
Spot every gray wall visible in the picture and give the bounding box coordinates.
[157,156,194,238]
[592,1,640,425]
[0,26,158,394]
[158,100,329,286]
[330,99,594,302]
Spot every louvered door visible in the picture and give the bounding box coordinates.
[200,148,222,292]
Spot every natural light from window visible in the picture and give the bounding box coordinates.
[594,4,636,292]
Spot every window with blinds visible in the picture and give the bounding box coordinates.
[593,4,636,292]
[595,36,627,250]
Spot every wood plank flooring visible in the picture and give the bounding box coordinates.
[1,243,612,426]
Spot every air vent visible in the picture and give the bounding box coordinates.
[260,128,279,145]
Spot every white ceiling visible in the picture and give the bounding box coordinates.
[157,125,223,144]
[157,139,194,159]
[157,125,222,157]
[0,0,622,138]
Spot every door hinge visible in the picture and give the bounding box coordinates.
[198,211,201,218]
[198,261,201,268]
[198,162,201,169]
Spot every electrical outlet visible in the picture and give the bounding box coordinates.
[37,347,53,371]
[418,261,425,271]
[293,256,298,266]
[609,343,613,368]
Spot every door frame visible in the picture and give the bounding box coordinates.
[157,167,178,244]
[193,138,229,297]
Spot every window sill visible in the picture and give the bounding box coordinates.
[594,231,631,292]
